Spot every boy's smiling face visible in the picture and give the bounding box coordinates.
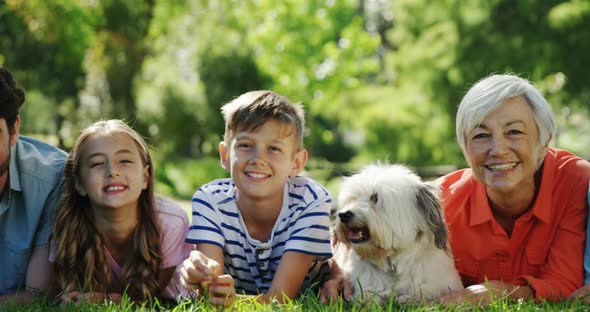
[219,119,307,207]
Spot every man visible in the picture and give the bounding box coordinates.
[0,67,67,303]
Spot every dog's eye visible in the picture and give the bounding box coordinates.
[370,193,378,203]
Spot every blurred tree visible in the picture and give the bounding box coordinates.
[72,0,155,143]
[382,0,590,163]
[136,0,379,163]
[2,0,590,187]
[0,0,101,146]
[199,49,271,152]
[135,0,208,157]
[237,0,382,162]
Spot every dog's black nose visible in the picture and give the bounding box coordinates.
[338,211,354,223]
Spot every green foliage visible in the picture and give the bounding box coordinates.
[136,1,211,157]
[548,0,590,30]
[3,0,590,180]
[378,0,590,164]
[1,0,102,147]
[4,292,590,311]
[150,87,207,158]
[18,90,57,135]
[200,49,271,147]
[242,0,382,162]
[153,154,227,200]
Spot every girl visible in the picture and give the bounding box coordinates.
[51,120,193,303]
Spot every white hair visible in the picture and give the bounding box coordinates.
[456,74,555,151]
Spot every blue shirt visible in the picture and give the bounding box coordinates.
[585,182,590,284]
[186,176,332,295]
[0,136,66,294]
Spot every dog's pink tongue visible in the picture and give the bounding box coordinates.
[348,231,364,240]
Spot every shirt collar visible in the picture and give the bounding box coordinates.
[468,150,554,226]
[530,150,555,223]
[469,181,493,226]
[8,141,21,192]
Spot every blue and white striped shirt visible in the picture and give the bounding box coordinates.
[186,176,332,295]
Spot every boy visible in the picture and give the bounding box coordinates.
[181,91,332,306]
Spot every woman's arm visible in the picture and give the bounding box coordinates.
[439,281,533,306]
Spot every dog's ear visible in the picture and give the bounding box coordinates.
[415,183,448,250]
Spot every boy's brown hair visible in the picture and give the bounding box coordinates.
[221,91,305,149]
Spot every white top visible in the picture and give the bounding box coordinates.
[186,176,332,295]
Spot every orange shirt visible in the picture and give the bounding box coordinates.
[438,148,590,301]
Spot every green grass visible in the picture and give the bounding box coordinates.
[4,293,590,312]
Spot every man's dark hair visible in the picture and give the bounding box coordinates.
[0,68,25,133]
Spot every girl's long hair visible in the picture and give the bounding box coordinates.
[51,120,162,301]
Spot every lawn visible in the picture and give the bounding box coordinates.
[4,293,590,312]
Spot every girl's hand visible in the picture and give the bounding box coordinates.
[179,250,223,291]
[207,274,236,307]
[60,291,122,304]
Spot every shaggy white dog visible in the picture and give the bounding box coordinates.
[334,164,463,303]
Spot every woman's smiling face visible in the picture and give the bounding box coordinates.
[463,96,548,196]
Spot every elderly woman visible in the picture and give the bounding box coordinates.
[436,74,590,304]
[320,74,590,305]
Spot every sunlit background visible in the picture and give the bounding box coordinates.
[2,0,589,200]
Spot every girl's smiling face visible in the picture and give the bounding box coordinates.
[76,133,149,212]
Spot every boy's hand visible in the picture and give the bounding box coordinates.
[319,243,353,303]
[179,250,223,291]
[207,274,237,307]
[319,260,353,303]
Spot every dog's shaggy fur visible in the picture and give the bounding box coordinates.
[334,164,462,303]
